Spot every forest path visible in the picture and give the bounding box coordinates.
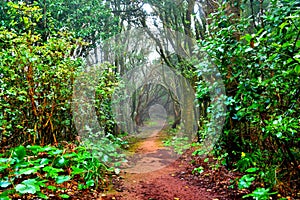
[102,121,221,200]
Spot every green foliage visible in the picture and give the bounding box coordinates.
[192,166,204,175]
[79,135,126,172]
[39,0,120,48]
[72,62,122,137]
[0,2,43,33]
[243,187,277,200]
[238,174,255,190]
[59,194,70,199]
[15,179,44,194]
[0,2,83,145]
[0,144,111,199]
[163,136,191,155]
[196,0,300,197]
[0,0,119,48]
[163,128,191,155]
[94,64,120,134]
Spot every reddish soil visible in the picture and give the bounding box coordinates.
[107,153,221,200]
[98,123,245,200]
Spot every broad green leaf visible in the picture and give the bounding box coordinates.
[238,175,255,189]
[0,165,9,173]
[296,40,300,48]
[40,158,50,165]
[0,197,11,200]
[86,179,94,187]
[0,158,9,163]
[26,145,43,154]
[43,166,64,178]
[54,156,69,167]
[241,34,252,42]
[245,167,259,173]
[22,179,37,185]
[17,167,37,175]
[15,184,37,194]
[48,149,63,155]
[56,175,70,184]
[276,132,283,138]
[243,188,277,199]
[59,194,70,199]
[13,146,26,161]
[295,65,300,74]
[37,192,49,199]
[43,166,64,173]
[42,146,57,152]
[71,166,85,175]
[0,189,14,199]
[47,185,57,191]
[0,179,11,188]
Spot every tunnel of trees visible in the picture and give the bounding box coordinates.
[0,0,299,199]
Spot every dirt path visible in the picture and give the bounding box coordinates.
[120,122,176,174]
[103,122,221,200]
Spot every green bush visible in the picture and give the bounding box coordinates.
[196,0,300,196]
[0,2,83,146]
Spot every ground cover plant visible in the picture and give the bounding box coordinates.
[0,144,115,199]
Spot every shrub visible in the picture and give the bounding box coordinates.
[196,0,300,197]
[0,2,83,146]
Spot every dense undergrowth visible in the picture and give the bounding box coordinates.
[196,0,300,198]
[0,144,110,199]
